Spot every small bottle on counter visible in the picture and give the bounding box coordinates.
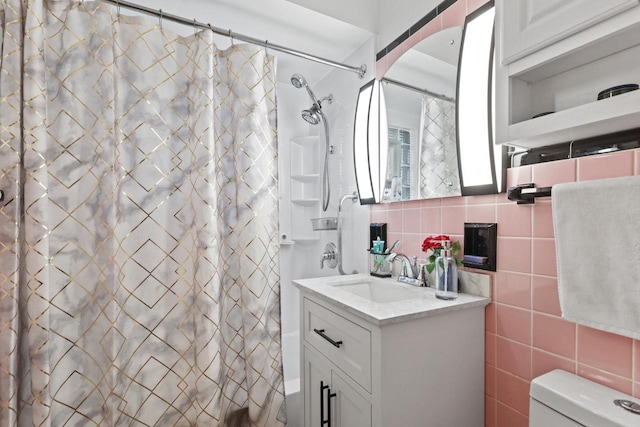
[435,240,458,300]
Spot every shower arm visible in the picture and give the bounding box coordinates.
[337,192,359,275]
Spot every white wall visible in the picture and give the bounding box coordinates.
[277,38,375,388]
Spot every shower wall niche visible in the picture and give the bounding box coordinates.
[290,135,322,242]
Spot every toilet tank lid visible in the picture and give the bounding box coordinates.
[530,370,640,427]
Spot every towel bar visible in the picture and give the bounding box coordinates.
[507,183,552,204]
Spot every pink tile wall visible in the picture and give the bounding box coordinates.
[369,148,640,427]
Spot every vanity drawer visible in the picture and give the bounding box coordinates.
[303,297,371,391]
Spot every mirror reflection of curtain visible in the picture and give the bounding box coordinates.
[0,1,284,426]
[418,96,461,198]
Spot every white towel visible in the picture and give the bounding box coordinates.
[552,175,640,340]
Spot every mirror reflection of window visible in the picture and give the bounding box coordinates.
[384,126,414,201]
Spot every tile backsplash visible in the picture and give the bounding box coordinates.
[370,148,640,427]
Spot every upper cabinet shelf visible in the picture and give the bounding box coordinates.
[495,0,640,148]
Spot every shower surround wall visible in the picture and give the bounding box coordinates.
[277,39,374,409]
[371,148,640,427]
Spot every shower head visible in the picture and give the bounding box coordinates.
[291,73,321,108]
[291,73,334,109]
[291,73,334,126]
[302,107,321,125]
[290,73,306,89]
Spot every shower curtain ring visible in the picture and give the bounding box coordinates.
[159,9,163,28]
[193,18,197,34]
[228,29,234,46]
[264,40,269,55]
[115,0,120,16]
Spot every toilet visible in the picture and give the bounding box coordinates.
[529,369,640,426]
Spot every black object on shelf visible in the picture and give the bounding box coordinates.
[597,83,638,100]
[463,223,497,272]
[511,127,640,168]
[507,183,552,205]
[369,223,387,250]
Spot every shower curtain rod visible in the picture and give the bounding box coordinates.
[381,77,455,103]
[98,0,367,78]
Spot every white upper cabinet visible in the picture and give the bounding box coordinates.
[501,0,639,65]
[495,0,640,148]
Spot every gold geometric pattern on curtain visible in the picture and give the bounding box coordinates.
[0,1,285,426]
[419,96,461,199]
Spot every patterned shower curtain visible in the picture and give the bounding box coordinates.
[418,95,461,198]
[0,1,285,426]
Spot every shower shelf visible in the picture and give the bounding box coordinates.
[291,198,319,206]
[311,217,338,231]
[291,174,319,183]
[291,236,320,243]
[290,135,319,146]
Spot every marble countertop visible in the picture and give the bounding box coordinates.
[293,273,491,326]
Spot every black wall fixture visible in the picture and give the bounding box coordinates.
[463,222,497,272]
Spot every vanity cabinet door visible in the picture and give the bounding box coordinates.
[303,347,372,427]
[331,371,371,427]
[499,0,638,64]
[304,347,333,427]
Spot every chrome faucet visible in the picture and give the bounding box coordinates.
[386,253,419,279]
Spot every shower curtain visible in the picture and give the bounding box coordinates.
[0,1,285,426]
[418,95,461,198]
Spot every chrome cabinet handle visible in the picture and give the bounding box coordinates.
[313,328,343,348]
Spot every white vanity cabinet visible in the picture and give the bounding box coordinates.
[295,277,488,427]
[495,0,640,148]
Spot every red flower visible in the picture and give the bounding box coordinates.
[421,235,450,252]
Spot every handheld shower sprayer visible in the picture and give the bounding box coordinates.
[291,73,334,211]
[291,74,333,125]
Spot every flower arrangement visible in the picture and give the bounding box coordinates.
[421,235,462,273]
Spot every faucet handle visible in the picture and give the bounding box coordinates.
[400,262,408,277]
[320,243,337,269]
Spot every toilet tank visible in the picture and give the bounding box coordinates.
[529,369,640,427]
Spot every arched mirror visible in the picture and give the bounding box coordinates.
[381,26,463,202]
[354,0,503,204]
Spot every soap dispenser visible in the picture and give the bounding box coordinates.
[435,240,458,300]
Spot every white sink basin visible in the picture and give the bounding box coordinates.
[332,279,421,303]
[293,273,491,325]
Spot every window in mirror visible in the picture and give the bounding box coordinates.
[385,126,414,201]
